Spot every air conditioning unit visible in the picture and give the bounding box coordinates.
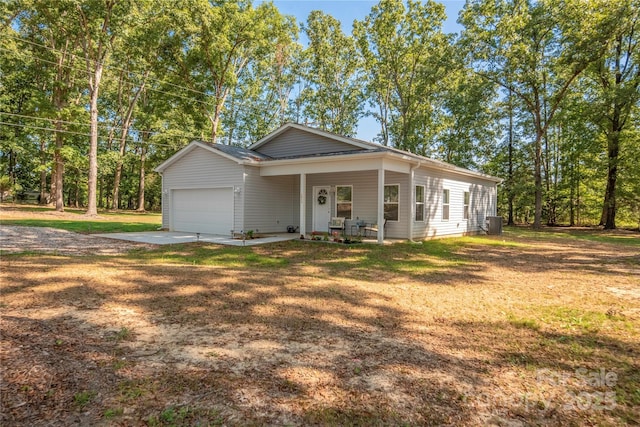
[486,216,503,235]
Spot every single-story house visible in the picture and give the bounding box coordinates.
[154,123,501,243]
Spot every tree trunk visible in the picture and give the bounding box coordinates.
[603,130,620,230]
[209,102,224,144]
[507,89,514,226]
[39,140,48,205]
[74,176,80,208]
[136,142,147,212]
[111,139,127,210]
[569,177,575,226]
[112,72,148,209]
[86,62,103,216]
[599,34,627,230]
[53,117,65,212]
[533,126,543,230]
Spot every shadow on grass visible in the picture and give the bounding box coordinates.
[2,257,479,425]
[127,239,486,286]
[3,279,637,425]
[2,247,639,425]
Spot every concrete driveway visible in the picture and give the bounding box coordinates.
[93,231,299,246]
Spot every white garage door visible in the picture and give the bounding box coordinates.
[171,188,233,235]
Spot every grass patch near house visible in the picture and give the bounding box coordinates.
[1,208,639,425]
[0,218,160,233]
[0,203,161,233]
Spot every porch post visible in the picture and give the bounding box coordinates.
[377,167,385,244]
[299,173,306,238]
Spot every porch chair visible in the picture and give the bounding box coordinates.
[328,217,346,235]
[363,218,387,238]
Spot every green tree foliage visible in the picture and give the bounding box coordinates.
[1,0,638,228]
[354,0,452,151]
[586,0,640,229]
[299,10,364,136]
[459,0,623,228]
[223,26,301,145]
[431,59,499,169]
[0,25,41,199]
[160,0,297,143]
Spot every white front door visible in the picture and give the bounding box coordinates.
[313,186,331,232]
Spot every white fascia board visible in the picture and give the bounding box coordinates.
[418,160,503,184]
[258,149,501,184]
[259,152,410,176]
[382,146,503,183]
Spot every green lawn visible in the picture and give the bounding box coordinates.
[0,218,161,233]
[0,205,161,233]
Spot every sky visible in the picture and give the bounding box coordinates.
[263,0,466,142]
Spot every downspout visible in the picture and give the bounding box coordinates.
[409,161,422,243]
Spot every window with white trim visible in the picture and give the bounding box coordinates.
[463,191,470,220]
[384,184,399,221]
[415,185,425,221]
[442,189,450,221]
[336,185,352,219]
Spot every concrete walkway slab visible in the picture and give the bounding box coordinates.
[93,231,299,246]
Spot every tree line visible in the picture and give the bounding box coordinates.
[1,0,638,229]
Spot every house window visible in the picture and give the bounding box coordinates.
[384,184,399,221]
[464,191,470,220]
[336,185,352,219]
[415,185,425,221]
[442,189,450,221]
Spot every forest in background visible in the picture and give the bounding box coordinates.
[1,0,638,229]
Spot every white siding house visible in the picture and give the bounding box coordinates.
[155,123,502,242]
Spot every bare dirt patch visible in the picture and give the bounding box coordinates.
[0,225,153,255]
[1,226,639,426]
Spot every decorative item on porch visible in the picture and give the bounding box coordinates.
[317,188,328,205]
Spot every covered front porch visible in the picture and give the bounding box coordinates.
[258,153,420,244]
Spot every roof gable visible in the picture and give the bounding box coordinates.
[154,141,265,173]
[249,123,374,157]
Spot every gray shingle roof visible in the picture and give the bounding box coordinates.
[189,125,499,182]
[199,142,271,161]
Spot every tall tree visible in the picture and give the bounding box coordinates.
[354,0,452,150]
[8,0,86,211]
[589,0,640,229]
[105,0,167,209]
[459,0,618,229]
[76,0,134,216]
[223,24,300,144]
[162,0,296,143]
[431,62,498,168]
[0,24,35,201]
[300,11,364,136]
